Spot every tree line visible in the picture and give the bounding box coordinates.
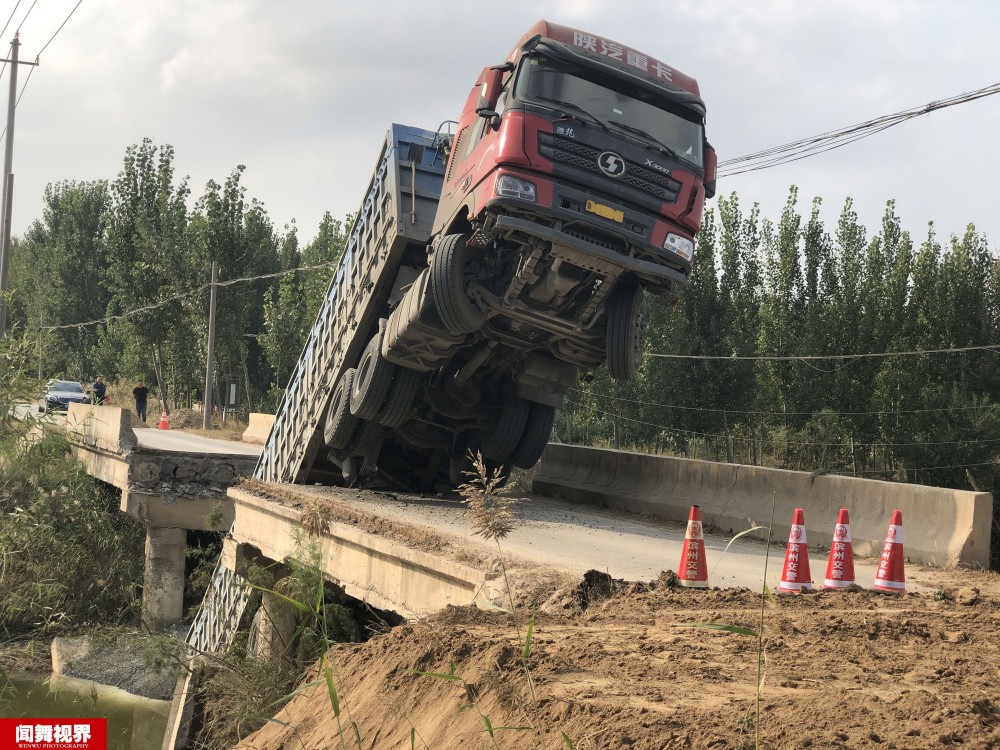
[8,143,1000,525]
[9,139,349,412]
[568,187,1000,525]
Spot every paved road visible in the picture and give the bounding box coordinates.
[292,486,915,593]
[134,428,262,456]
[15,400,261,456]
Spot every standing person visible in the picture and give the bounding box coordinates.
[132,380,150,423]
[92,376,107,405]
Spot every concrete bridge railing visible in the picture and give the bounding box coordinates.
[241,413,276,446]
[533,444,993,569]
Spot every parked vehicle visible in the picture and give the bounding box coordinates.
[257,21,713,490]
[38,380,89,412]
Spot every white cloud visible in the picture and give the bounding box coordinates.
[3,0,998,247]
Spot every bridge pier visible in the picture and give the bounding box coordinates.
[66,404,261,631]
[143,527,187,630]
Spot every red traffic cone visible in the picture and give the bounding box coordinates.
[678,505,708,588]
[823,508,856,589]
[873,510,905,593]
[778,508,813,593]
[158,407,170,430]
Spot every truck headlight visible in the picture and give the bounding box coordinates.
[664,233,694,261]
[496,175,536,202]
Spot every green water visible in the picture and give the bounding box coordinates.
[0,673,169,750]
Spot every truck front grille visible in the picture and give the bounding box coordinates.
[561,223,628,255]
[538,133,682,203]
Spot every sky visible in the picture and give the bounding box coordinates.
[7,0,1000,251]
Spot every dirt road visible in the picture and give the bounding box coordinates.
[236,561,999,750]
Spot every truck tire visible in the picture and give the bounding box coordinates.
[606,282,646,381]
[348,417,385,458]
[482,396,529,463]
[509,402,556,469]
[324,368,359,450]
[377,366,421,428]
[430,233,486,335]
[351,330,394,419]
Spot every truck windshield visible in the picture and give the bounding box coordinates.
[514,53,704,169]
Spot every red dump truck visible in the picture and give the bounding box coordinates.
[257,20,714,490]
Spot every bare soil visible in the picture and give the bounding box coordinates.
[163,408,247,440]
[236,568,1000,750]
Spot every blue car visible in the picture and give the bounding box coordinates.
[38,380,90,412]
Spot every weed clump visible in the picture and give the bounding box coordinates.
[459,451,520,542]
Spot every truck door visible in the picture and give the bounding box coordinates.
[436,71,512,235]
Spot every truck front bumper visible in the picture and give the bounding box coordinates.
[491,214,688,287]
[482,171,691,288]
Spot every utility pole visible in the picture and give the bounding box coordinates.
[0,34,19,341]
[37,312,42,380]
[0,34,39,341]
[202,261,218,430]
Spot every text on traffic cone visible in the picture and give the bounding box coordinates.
[778,508,813,592]
[873,509,905,593]
[823,508,856,589]
[678,504,708,587]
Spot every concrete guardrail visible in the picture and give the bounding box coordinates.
[533,443,993,569]
[67,403,138,455]
[241,413,276,445]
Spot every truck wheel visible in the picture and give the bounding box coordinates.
[606,283,646,381]
[509,402,555,469]
[482,396,529,463]
[324,368,359,449]
[431,233,486,335]
[351,330,394,419]
[377,366,421,428]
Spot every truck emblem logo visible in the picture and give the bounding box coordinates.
[598,151,626,177]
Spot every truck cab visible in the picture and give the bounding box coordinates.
[426,21,715,381]
[368,21,716,483]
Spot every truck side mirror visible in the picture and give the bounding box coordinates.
[476,111,502,131]
[476,67,504,114]
[703,143,717,199]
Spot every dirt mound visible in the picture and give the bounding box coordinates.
[237,571,1000,750]
[166,408,204,429]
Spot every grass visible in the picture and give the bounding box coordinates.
[0,335,146,637]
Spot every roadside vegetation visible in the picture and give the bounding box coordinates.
[0,333,145,654]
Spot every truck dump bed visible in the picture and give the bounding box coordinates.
[256,125,447,484]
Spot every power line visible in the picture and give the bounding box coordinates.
[565,398,1000,449]
[717,80,1000,178]
[0,0,86,143]
[569,388,1000,417]
[0,55,36,143]
[0,0,21,43]
[646,343,1000,362]
[36,0,83,59]
[42,259,340,331]
[36,253,1000,369]
[849,459,997,477]
[14,0,37,33]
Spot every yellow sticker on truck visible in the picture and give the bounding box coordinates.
[585,200,624,223]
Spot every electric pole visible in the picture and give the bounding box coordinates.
[0,33,18,341]
[202,261,218,430]
[0,33,39,340]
